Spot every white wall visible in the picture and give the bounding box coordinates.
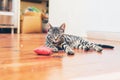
[49,0,120,37]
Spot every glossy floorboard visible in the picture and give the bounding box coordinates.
[0,34,120,80]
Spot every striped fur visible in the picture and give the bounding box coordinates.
[45,23,114,55]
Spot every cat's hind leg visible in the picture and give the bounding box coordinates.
[89,43,103,52]
[82,45,90,51]
[94,45,103,52]
[78,40,103,52]
[77,40,90,51]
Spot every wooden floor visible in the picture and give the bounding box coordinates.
[0,34,120,80]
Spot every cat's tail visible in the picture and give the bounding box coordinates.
[96,44,114,49]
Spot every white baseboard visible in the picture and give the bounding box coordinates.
[71,72,120,80]
[87,31,120,41]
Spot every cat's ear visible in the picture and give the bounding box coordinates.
[47,23,53,29]
[60,23,66,31]
[46,23,53,32]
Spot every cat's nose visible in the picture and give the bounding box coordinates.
[53,40,58,44]
[53,42,57,44]
[55,38,57,41]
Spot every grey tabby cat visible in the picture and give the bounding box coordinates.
[45,23,114,55]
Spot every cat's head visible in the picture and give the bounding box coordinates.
[46,23,65,44]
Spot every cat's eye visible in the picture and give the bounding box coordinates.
[48,35,52,38]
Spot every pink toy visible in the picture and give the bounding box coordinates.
[34,46,53,55]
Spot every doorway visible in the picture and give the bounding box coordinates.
[20,0,49,33]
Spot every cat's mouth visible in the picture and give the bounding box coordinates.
[53,42,58,44]
[52,41,62,45]
[53,42,59,46]
[52,40,63,45]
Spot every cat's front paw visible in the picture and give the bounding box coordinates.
[67,50,75,55]
[52,48,59,53]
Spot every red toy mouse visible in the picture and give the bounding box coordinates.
[34,46,53,55]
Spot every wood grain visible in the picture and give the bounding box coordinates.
[0,34,120,80]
